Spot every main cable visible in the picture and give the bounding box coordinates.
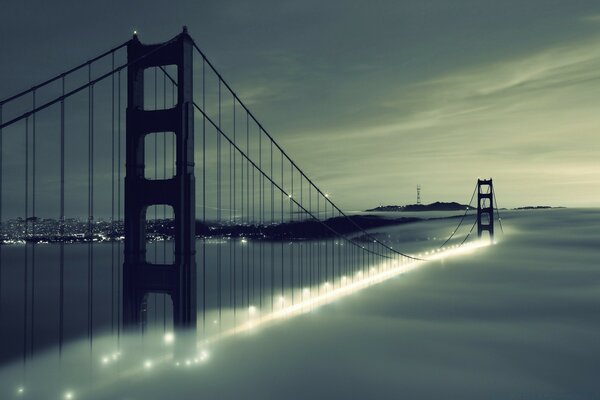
[439,183,477,248]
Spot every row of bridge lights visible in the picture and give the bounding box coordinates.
[14,240,485,399]
[16,387,73,399]
[112,265,398,381]
[131,241,483,375]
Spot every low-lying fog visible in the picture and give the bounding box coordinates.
[1,208,598,399]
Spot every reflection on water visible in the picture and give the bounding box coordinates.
[2,233,482,398]
[2,210,598,399]
[0,215,490,399]
[0,236,416,363]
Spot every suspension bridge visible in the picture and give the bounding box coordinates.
[0,28,503,374]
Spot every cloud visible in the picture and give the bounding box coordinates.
[277,35,600,208]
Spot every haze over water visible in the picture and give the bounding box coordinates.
[1,208,598,399]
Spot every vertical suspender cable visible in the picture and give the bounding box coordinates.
[0,105,2,319]
[290,162,294,303]
[325,200,328,283]
[163,71,167,331]
[280,153,284,300]
[202,58,206,335]
[317,193,320,293]
[246,113,250,309]
[31,90,36,356]
[88,63,94,348]
[288,163,294,304]
[59,75,65,355]
[117,70,122,345]
[111,53,115,335]
[309,184,312,290]
[217,79,222,327]
[154,67,158,324]
[270,140,273,310]
[23,117,29,366]
[259,131,263,310]
[300,175,303,292]
[232,98,236,315]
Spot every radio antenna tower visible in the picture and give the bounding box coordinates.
[416,185,422,205]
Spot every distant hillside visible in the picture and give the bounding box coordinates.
[513,206,565,210]
[195,215,421,240]
[366,201,473,212]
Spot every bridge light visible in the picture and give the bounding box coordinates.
[164,332,175,344]
[248,305,257,315]
[64,392,74,400]
[16,387,24,395]
[144,360,153,369]
[200,350,209,361]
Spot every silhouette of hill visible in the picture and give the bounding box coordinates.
[195,215,421,240]
[366,202,472,212]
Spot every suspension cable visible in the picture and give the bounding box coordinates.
[188,41,422,261]
[460,218,478,246]
[438,182,477,248]
[0,42,128,106]
[159,66,423,261]
[0,37,178,131]
[493,189,505,234]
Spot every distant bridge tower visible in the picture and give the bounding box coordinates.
[123,28,196,331]
[416,185,421,205]
[477,178,494,241]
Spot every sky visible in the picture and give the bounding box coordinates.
[2,0,600,216]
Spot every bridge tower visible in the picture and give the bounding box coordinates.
[123,28,196,331]
[477,178,494,241]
